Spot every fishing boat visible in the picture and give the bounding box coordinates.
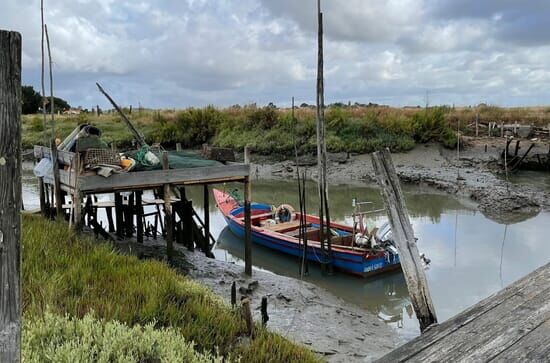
[213,188,401,277]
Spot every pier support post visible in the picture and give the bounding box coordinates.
[51,141,62,216]
[176,143,182,152]
[372,148,437,332]
[244,177,252,276]
[135,191,143,243]
[39,176,46,216]
[244,145,250,165]
[203,184,211,256]
[0,29,22,363]
[114,192,124,238]
[162,152,174,259]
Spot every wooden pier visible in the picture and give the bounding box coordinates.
[378,262,550,362]
[33,144,254,274]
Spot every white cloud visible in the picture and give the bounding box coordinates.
[2,0,550,108]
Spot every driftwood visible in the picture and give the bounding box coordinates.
[372,148,437,332]
[0,29,22,362]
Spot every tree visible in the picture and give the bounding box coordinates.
[21,85,71,114]
[22,85,41,114]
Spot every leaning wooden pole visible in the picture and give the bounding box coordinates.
[0,29,22,363]
[40,0,47,143]
[372,148,437,332]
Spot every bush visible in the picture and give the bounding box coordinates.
[23,311,221,362]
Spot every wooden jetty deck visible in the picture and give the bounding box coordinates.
[378,262,550,362]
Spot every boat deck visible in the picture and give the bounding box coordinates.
[377,262,550,362]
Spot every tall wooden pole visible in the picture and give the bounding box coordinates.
[372,149,437,332]
[45,25,62,216]
[244,177,252,276]
[0,29,22,363]
[40,0,46,143]
[316,0,332,272]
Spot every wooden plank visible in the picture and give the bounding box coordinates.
[33,145,74,165]
[372,148,437,332]
[377,262,550,362]
[0,29,21,363]
[412,286,550,361]
[491,320,550,362]
[79,164,249,193]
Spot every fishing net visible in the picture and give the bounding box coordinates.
[124,150,222,171]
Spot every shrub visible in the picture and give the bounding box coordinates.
[23,311,221,362]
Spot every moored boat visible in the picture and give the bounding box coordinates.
[213,188,401,277]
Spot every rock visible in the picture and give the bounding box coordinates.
[248,280,259,292]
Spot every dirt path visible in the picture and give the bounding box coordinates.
[248,139,549,224]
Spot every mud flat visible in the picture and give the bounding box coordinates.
[248,140,549,224]
[115,239,401,363]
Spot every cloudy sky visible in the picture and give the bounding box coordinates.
[2,0,550,109]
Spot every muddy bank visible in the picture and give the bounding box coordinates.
[246,139,549,224]
[113,238,401,363]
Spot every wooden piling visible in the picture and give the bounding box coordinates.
[135,191,143,243]
[261,296,269,325]
[244,177,252,276]
[176,143,182,152]
[372,149,437,332]
[244,145,250,165]
[125,193,134,237]
[203,184,211,256]
[162,152,174,259]
[72,151,83,231]
[184,199,194,251]
[39,176,46,216]
[0,29,22,363]
[51,142,62,216]
[241,298,254,337]
[114,192,124,238]
[475,113,479,137]
[231,281,237,307]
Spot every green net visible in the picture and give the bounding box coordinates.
[124,150,222,171]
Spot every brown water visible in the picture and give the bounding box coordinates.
[22,163,550,340]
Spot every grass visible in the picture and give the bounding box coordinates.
[22,215,319,362]
[27,103,550,155]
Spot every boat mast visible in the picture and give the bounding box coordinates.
[316,0,332,272]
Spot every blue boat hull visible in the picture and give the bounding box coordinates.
[225,216,401,276]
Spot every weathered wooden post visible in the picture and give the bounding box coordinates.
[176,143,182,152]
[244,145,250,165]
[261,296,269,325]
[162,152,174,259]
[244,177,252,276]
[475,113,479,137]
[241,297,254,337]
[372,148,437,332]
[203,184,211,256]
[114,192,124,238]
[0,29,22,363]
[135,191,143,243]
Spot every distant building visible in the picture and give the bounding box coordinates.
[63,108,81,115]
